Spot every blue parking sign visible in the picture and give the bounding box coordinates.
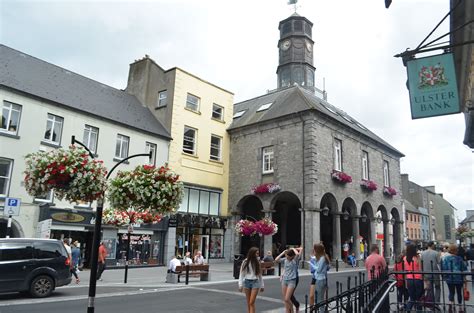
[4,197,21,217]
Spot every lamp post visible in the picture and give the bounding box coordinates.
[71,136,151,313]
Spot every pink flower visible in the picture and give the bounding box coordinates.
[331,170,352,184]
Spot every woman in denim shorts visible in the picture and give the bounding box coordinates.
[276,247,302,313]
[238,247,264,313]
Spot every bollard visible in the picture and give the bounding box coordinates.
[185,264,190,285]
[304,294,308,313]
[336,258,339,272]
[278,262,282,277]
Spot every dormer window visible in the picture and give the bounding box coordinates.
[233,110,246,119]
[157,90,167,108]
[256,102,273,112]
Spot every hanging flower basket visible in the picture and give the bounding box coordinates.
[383,186,397,197]
[250,183,281,195]
[235,219,256,236]
[331,170,352,184]
[360,180,378,191]
[255,218,278,236]
[102,208,162,227]
[24,145,107,203]
[107,164,184,215]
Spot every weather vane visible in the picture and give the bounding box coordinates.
[287,0,300,13]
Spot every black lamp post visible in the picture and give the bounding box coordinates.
[71,136,151,313]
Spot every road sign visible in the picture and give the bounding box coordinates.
[36,219,52,239]
[4,197,21,217]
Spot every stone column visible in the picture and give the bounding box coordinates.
[383,220,391,260]
[333,213,342,260]
[352,216,360,261]
[370,219,376,247]
[262,210,274,255]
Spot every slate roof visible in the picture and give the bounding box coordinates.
[461,214,474,225]
[0,45,171,139]
[229,85,404,157]
[404,200,420,214]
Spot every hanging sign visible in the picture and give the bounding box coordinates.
[406,53,460,119]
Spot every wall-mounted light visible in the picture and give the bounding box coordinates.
[361,212,367,223]
[321,206,330,216]
[390,218,396,225]
[342,209,350,221]
[375,216,382,224]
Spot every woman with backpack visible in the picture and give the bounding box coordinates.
[238,247,264,313]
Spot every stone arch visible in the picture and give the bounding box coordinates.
[340,198,357,258]
[391,207,402,257]
[0,217,24,238]
[271,191,302,253]
[236,195,264,255]
[360,202,374,249]
[319,193,338,259]
[376,205,389,259]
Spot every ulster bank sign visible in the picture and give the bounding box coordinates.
[407,53,460,119]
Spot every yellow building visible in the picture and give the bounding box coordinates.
[126,56,234,262]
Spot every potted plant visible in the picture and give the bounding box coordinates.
[235,219,256,236]
[383,186,397,197]
[102,208,162,226]
[331,170,352,184]
[250,183,281,195]
[254,218,278,236]
[360,180,378,191]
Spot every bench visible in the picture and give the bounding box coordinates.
[166,264,210,283]
[261,261,275,276]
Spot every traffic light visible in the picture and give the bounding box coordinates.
[385,0,392,8]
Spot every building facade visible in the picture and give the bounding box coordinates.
[0,45,171,267]
[228,13,405,262]
[126,57,234,263]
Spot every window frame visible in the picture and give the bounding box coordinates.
[262,146,274,174]
[210,134,222,162]
[146,142,157,166]
[83,125,99,155]
[212,104,224,121]
[157,90,167,108]
[43,113,64,145]
[383,160,390,187]
[115,134,130,159]
[34,189,54,204]
[333,139,342,171]
[362,151,369,180]
[178,186,221,216]
[1,101,22,135]
[183,126,197,155]
[0,158,13,198]
[185,93,200,112]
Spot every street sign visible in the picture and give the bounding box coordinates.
[36,219,52,239]
[4,197,21,217]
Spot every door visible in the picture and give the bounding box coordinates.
[200,235,209,259]
[0,242,35,292]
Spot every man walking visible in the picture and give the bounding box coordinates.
[421,241,441,304]
[97,241,107,281]
[365,244,387,280]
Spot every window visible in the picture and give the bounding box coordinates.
[210,135,222,161]
[1,101,21,135]
[362,151,369,180]
[83,125,99,154]
[186,93,200,112]
[43,114,63,144]
[0,158,13,197]
[34,190,53,203]
[115,134,129,159]
[183,126,197,155]
[233,110,246,119]
[212,104,224,121]
[334,139,342,171]
[146,142,157,165]
[383,161,390,187]
[157,90,167,108]
[34,242,64,259]
[262,146,274,174]
[0,243,33,261]
[178,186,221,216]
[257,102,273,112]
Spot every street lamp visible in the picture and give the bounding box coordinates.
[342,209,350,221]
[321,206,330,216]
[375,216,382,224]
[361,212,367,223]
[390,218,396,225]
[71,136,151,313]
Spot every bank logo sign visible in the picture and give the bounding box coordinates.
[407,53,460,119]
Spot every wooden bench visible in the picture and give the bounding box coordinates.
[169,264,209,283]
[261,261,275,276]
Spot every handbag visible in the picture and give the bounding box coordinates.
[464,288,470,301]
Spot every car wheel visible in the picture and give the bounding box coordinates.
[29,275,55,298]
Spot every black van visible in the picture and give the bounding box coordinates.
[0,238,72,297]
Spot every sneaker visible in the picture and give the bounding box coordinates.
[75,278,80,284]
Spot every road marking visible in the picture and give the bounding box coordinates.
[190,287,283,305]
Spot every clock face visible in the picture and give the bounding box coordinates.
[306,41,313,52]
[281,40,291,51]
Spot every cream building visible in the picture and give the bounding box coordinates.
[126,56,234,262]
[0,45,171,267]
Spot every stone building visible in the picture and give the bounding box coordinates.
[228,13,405,262]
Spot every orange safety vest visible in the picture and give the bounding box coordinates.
[403,256,422,280]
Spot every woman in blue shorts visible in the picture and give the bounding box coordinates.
[238,247,264,313]
[276,247,302,313]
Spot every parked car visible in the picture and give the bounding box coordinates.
[0,238,72,297]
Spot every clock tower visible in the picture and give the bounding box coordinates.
[277,13,315,91]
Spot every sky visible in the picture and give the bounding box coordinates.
[1,0,472,220]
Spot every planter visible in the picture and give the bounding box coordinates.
[251,183,281,195]
[360,180,378,191]
[331,170,352,184]
[383,186,397,197]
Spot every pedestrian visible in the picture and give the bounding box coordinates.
[309,243,330,312]
[347,252,357,267]
[193,250,205,265]
[275,247,302,313]
[183,251,193,265]
[359,239,365,261]
[238,247,264,313]
[71,241,81,283]
[421,241,441,305]
[96,241,107,281]
[364,240,368,259]
[441,244,467,313]
[365,244,387,280]
[63,238,80,284]
[262,251,274,262]
[342,241,349,263]
[404,243,423,312]
[394,252,409,310]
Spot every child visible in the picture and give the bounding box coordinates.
[347,252,356,267]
